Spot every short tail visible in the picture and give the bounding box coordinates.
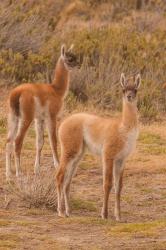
[6,91,21,142]
[9,91,21,117]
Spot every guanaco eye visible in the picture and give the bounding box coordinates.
[68,57,73,62]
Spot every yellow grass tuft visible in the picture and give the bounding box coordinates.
[108,219,166,237]
[0,233,21,249]
[71,198,97,212]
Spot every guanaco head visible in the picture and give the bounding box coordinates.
[61,44,80,70]
[120,73,141,103]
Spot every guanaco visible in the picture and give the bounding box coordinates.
[6,44,80,179]
[56,73,141,220]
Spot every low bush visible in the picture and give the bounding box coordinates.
[6,171,57,210]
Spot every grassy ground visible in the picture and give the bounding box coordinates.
[0,1,166,121]
[0,87,166,250]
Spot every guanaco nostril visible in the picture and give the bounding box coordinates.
[127,95,132,100]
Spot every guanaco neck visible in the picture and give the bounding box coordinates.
[51,57,69,98]
[121,99,138,129]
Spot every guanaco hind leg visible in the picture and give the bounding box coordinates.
[56,151,83,217]
[6,112,19,179]
[14,118,32,177]
[63,153,83,217]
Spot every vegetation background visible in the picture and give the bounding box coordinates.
[0,0,166,121]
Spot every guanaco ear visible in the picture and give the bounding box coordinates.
[120,73,126,89]
[61,44,66,57]
[134,73,141,89]
[68,44,74,52]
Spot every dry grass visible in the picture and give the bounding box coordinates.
[0,1,165,121]
[108,219,166,237]
[0,233,22,249]
[0,117,166,249]
[6,171,57,210]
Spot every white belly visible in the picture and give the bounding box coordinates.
[34,97,47,120]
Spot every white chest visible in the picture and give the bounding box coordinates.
[116,128,139,160]
[83,128,102,155]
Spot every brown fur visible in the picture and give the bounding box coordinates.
[56,73,141,220]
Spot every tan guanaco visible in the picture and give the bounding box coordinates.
[56,73,141,220]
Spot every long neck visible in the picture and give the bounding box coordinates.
[51,57,70,98]
[121,99,138,128]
